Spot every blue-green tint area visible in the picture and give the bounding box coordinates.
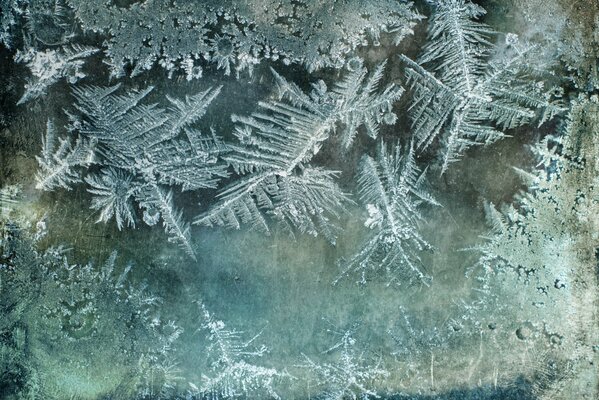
[1,0,598,399]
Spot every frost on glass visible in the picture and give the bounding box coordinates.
[300,324,388,400]
[35,118,95,191]
[191,302,288,399]
[35,83,228,258]
[2,0,74,48]
[15,44,98,104]
[0,220,182,398]
[65,0,422,77]
[401,0,564,172]
[474,98,599,352]
[196,64,402,244]
[335,140,439,287]
[0,0,597,399]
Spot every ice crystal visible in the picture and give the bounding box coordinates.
[0,185,19,219]
[165,87,220,137]
[401,0,563,172]
[335,141,438,287]
[300,324,388,400]
[388,306,448,359]
[0,224,182,398]
[136,320,184,399]
[0,0,27,48]
[85,167,136,230]
[195,64,402,243]
[192,302,287,399]
[35,119,95,191]
[76,83,226,257]
[476,97,599,351]
[1,0,77,47]
[207,33,238,77]
[24,0,74,45]
[35,84,228,258]
[332,60,403,150]
[65,0,421,77]
[15,44,98,104]
[135,178,194,258]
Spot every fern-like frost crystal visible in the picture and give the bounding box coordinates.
[15,44,98,104]
[35,119,95,191]
[192,302,287,399]
[35,84,228,258]
[195,64,402,243]
[85,167,136,230]
[401,0,564,172]
[300,325,388,400]
[335,141,439,287]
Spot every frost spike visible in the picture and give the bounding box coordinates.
[166,86,222,135]
[195,64,400,241]
[35,120,95,191]
[335,141,438,286]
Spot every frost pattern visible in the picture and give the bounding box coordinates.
[2,0,77,48]
[0,222,182,399]
[15,44,98,104]
[65,0,421,77]
[35,84,228,258]
[195,64,401,243]
[300,324,388,400]
[85,167,137,230]
[35,119,95,191]
[0,185,19,220]
[401,0,563,172]
[335,141,438,287]
[0,0,27,48]
[191,302,287,399]
[476,97,599,353]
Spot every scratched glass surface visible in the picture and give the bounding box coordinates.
[0,1,597,399]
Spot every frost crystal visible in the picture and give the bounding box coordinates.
[300,325,388,400]
[0,0,27,48]
[195,64,402,243]
[335,141,439,287]
[0,218,183,399]
[401,0,564,172]
[15,44,98,104]
[477,98,599,351]
[35,84,228,258]
[192,302,287,399]
[65,0,421,77]
[85,167,136,230]
[332,60,404,150]
[35,119,95,191]
[0,185,19,221]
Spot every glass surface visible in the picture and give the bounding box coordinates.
[0,1,597,399]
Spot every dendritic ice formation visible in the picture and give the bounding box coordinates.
[1,0,598,396]
[401,0,564,172]
[19,0,588,287]
[62,0,421,77]
[0,211,182,398]
[14,44,98,104]
[300,324,389,400]
[35,118,95,191]
[1,0,74,49]
[191,302,288,399]
[0,186,19,220]
[334,140,439,287]
[35,83,228,258]
[470,97,599,372]
[195,64,402,244]
[21,0,579,281]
